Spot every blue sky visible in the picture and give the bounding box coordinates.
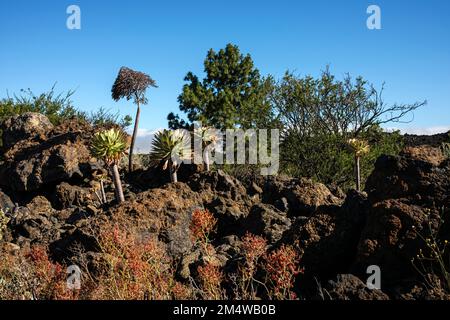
[1,0,449,148]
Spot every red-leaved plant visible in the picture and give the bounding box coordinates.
[190,208,217,251]
[263,244,302,300]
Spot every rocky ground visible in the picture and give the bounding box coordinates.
[0,112,449,300]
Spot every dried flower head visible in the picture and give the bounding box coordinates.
[111,67,157,104]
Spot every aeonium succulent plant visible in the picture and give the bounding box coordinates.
[91,128,129,203]
[194,126,219,171]
[149,129,191,183]
[347,138,370,158]
[347,138,370,192]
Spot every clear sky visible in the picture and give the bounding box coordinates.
[1,0,450,146]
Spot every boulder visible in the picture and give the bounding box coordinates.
[107,183,203,258]
[52,182,96,209]
[0,112,53,150]
[354,146,450,287]
[243,203,291,243]
[49,221,100,262]
[189,170,255,237]
[365,147,450,205]
[285,190,368,285]
[262,176,342,217]
[353,199,441,285]
[188,170,249,202]
[26,195,53,215]
[7,200,62,246]
[324,274,389,300]
[402,145,446,166]
[127,163,204,191]
[0,189,14,213]
[205,196,249,237]
[0,114,99,192]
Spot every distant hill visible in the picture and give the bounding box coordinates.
[404,131,450,147]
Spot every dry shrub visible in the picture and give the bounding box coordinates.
[0,245,77,300]
[190,208,217,243]
[197,262,224,300]
[111,67,157,103]
[242,233,267,276]
[91,223,192,300]
[234,233,268,299]
[190,208,217,254]
[263,244,302,300]
[0,217,302,301]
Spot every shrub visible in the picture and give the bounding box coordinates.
[0,87,132,149]
[85,107,132,129]
[190,208,217,247]
[197,263,224,300]
[0,86,79,125]
[92,224,189,300]
[281,125,403,190]
[235,233,268,299]
[263,244,301,300]
[0,245,76,300]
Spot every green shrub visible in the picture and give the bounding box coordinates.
[280,126,403,190]
[0,86,80,125]
[82,107,132,129]
[0,87,131,149]
[442,143,450,159]
[441,133,450,159]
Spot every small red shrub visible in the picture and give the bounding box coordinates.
[242,232,267,270]
[197,263,223,300]
[92,223,185,300]
[264,244,301,300]
[26,246,76,300]
[190,208,217,245]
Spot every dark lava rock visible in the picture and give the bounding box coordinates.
[0,113,100,192]
[354,146,450,287]
[0,112,54,150]
[262,176,342,217]
[243,203,291,243]
[323,274,389,300]
[0,189,14,213]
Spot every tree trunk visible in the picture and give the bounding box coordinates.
[111,164,125,203]
[170,165,178,183]
[129,102,141,173]
[355,155,361,192]
[204,151,210,171]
